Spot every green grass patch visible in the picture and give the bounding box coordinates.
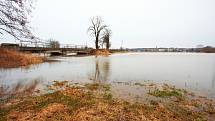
[85,83,111,91]
[150,88,187,98]
[102,84,111,91]
[103,92,113,101]
[85,83,100,90]
[33,92,82,111]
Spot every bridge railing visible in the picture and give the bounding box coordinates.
[19,42,87,49]
[61,44,87,49]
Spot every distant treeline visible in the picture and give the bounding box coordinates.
[112,47,215,53]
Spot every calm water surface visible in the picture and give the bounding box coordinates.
[1,52,215,100]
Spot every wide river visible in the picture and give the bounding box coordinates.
[1,52,215,100]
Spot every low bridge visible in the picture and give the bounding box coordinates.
[1,42,93,55]
[18,42,92,55]
[19,46,92,56]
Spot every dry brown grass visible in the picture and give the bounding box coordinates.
[90,49,111,56]
[0,48,44,68]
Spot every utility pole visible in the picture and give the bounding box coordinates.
[120,40,124,50]
[85,40,88,49]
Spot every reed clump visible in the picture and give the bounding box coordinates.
[0,48,44,68]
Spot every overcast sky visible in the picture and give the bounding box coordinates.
[2,0,215,48]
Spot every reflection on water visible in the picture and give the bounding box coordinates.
[212,59,215,89]
[0,79,42,100]
[0,53,215,98]
[88,56,111,84]
[94,58,100,83]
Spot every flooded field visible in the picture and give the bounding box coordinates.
[0,52,215,101]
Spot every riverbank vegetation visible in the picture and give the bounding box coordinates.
[200,46,215,53]
[90,49,111,56]
[1,81,214,121]
[0,48,44,68]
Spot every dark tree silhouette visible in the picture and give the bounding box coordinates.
[88,16,107,49]
[0,0,35,41]
[102,28,111,50]
[47,39,60,48]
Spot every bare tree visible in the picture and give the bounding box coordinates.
[88,16,107,49]
[47,39,60,48]
[0,0,35,41]
[102,28,111,50]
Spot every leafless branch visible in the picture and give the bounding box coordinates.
[0,0,36,42]
[87,16,108,49]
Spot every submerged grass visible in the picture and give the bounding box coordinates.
[85,83,111,91]
[150,89,184,97]
[149,84,187,99]
[33,92,81,111]
[1,81,214,121]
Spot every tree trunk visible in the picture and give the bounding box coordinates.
[106,39,109,50]
[95,36,99,49]
[106,43,109,50]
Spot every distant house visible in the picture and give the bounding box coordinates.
[1,43,19,49]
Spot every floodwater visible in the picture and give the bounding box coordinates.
[1,52,215,101]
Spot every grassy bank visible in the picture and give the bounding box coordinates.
[0,48,44,68]
[1,81,214,121]
[89,49,111,56]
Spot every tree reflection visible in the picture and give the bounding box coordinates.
[102,59,110,82]
[94,59,100,83]
[89,56,110,83]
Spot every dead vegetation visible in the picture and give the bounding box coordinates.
[90,49,111,56]
[1,81,214,121]
[0,48,44,68]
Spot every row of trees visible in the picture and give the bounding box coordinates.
[47,39,60,48]
[88,16,111,50]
